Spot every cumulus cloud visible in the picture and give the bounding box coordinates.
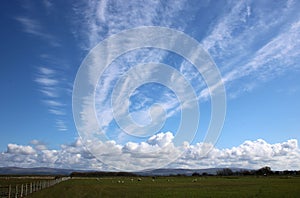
[176,139,300,170]
[30,140,48,151]
[1,133,299,171]
[7,144,36,155]
[147,132,174,147]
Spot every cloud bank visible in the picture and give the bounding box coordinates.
[1,132,299,171]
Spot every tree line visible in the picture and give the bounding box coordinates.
[70,171,137,178]
[214,166,300,176]
[69,166,300,177]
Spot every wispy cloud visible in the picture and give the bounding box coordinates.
[200,0,300,98]
[43,100,64,107]
[74,0,300,138]
[39,87,59,98]
[35,66,59,97]
[14,2,69,132]
[72,1,191,140]
[55,119,68,131]
[35,77,58,86]
[15,17,43,36]
[72,0,187,50]
[221,18,300,83]
[42,0,53,10]
[15,16,60,47]
[35,66,68,131]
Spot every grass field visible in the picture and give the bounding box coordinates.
[24,176,300,198]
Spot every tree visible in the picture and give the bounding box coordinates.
[217,168,233,176]
[256,166,272,176]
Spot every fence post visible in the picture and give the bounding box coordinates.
[25,184,28,196]
[15,185,18,198]
[8,185,11,198]
[30,183,32,194]
[20,184,23,197]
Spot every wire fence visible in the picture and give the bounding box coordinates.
[0,177,70,198]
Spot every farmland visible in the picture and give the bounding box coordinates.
[20,176,300,198]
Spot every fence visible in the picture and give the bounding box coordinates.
[0,177,70,198]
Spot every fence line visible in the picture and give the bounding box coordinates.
[0,177,70,198]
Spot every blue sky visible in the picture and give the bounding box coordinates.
[0,0,300,171]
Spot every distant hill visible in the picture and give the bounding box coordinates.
[135,168,248,176]
[0,167,77,176]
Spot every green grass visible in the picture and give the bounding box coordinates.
[26,176,300,198]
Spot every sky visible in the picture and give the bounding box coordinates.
[0,0,300,171]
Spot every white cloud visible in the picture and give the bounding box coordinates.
[7,144,36,155]
[1,133,299,171]
[147,132,174,147]
[30,140,48,151]
[176,138,300,170]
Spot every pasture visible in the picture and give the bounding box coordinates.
[24,176,300,198]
